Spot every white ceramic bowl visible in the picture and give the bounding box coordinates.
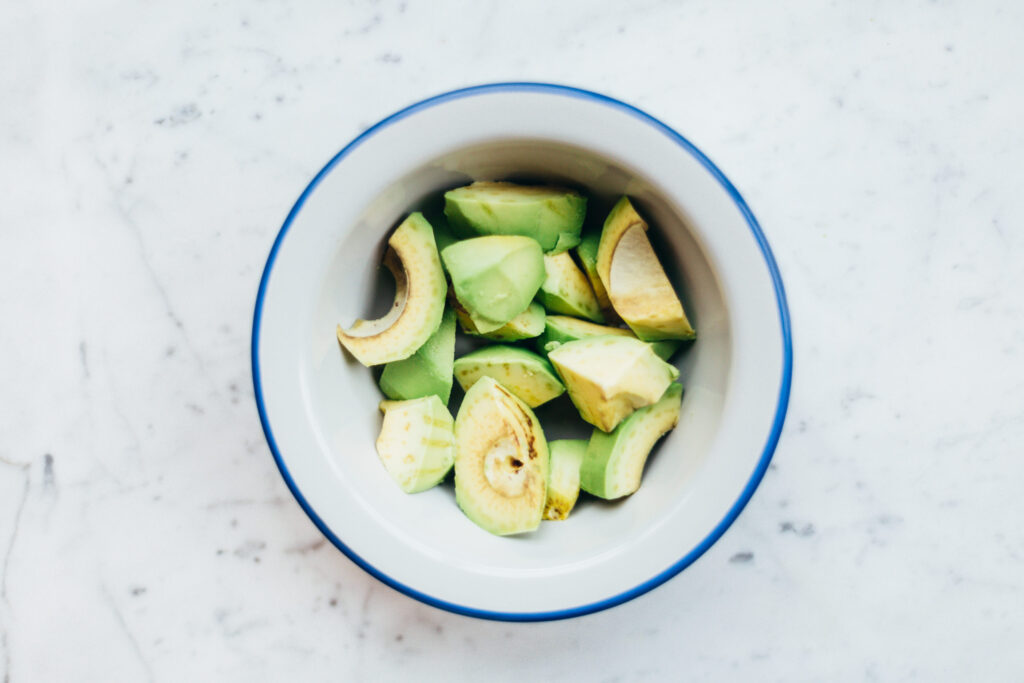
[252,83,792,621]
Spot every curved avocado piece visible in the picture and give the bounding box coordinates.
[544,439,585,521]
[337,213,447,366]
[454,376,549,536]
[376,395,455,493]
[537,252,604,323]
[581,383,682,499]
[597,197,695,341]
[453,345,564,408]
[575,232,616,320]
[456,302,545,341]
[548,336,678,432]
[378,307,456,402]
[441,235,545,333]
[444,181,587,253]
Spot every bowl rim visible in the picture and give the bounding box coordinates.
[251,82,793,622]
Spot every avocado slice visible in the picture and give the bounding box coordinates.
[581,383,682,499]
[375,395,455,493]
[444,182,587,253]
[337,213,447,366]
[536,251,604,323]
[456,301,545,341]
[536,315,680,360]
[454,376,549,535]
[543,439,585,521]
[441,235,545,333]
[575,232,616,320]
[548,336,679,432]
[453,345,565,408]
[597,197,695,341]
[535,315,633,353]
[378,307,456,402]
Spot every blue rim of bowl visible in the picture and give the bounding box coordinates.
[251,82,793,622]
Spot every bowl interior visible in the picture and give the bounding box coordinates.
[307,139,731,571]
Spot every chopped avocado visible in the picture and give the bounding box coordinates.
[444,181,587,253]
[581,383,682,499]
[535,315,633,354]
[456,302,545,341]
[454,376,549,535]
[441,235,545,333]
[453,345,565,408]
[375,395,455,493]
[378,307,456,402]
[597,197,695,341]
[425,210,459,256]
[536,251,604,323]
[548,336,678,432]
[337,213,447,366]
[575,232,616,319]
[544,439,585,520]
[648,339,684,361]
[536,315,686,362]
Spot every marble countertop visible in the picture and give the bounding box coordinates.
[3,1,1023,680]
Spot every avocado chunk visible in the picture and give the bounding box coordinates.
[548,336,679,432]
[536,251,604,322]
[378,307,456,402]
[648,340,684,361]
[441,235,545,333]
[537,315,687,362]
[581,383,682,499]
[597,197,695,341]
[535,315,633,353]
[544,439,585,521]
[456,302,545,341]
[444,181,587,253]
[575,232,616,320]
[453,346,565,408]
[375,395,455,493]
[337,213,447,366]
[454,376,549,535]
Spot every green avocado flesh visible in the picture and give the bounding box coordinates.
[536,315,684,362]
[544,439,585,521]
[336,212,447,366]
[375,395,455,493]
[441,235,545,333]
[456,301,545,341]
[536,251,604,322]
[378,307,456,403]
[453,345,565,408]
[580,383,682,499]
[454,376,549,536]
[444,181,587,253]
[575,232,615,318]
[548,336,679,432]
[536,315,633,353]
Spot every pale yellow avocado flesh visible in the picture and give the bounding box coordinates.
[454,377,549,536]
[596,197,695,341]
[337,213,447,366]
[375,396,455,493]
[543,439,585,520]
[548,336,678,432]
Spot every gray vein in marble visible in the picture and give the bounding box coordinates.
[0,466,28,605]
[99,583,153,682]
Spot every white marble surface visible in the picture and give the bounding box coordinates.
[2,0,1023,680]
